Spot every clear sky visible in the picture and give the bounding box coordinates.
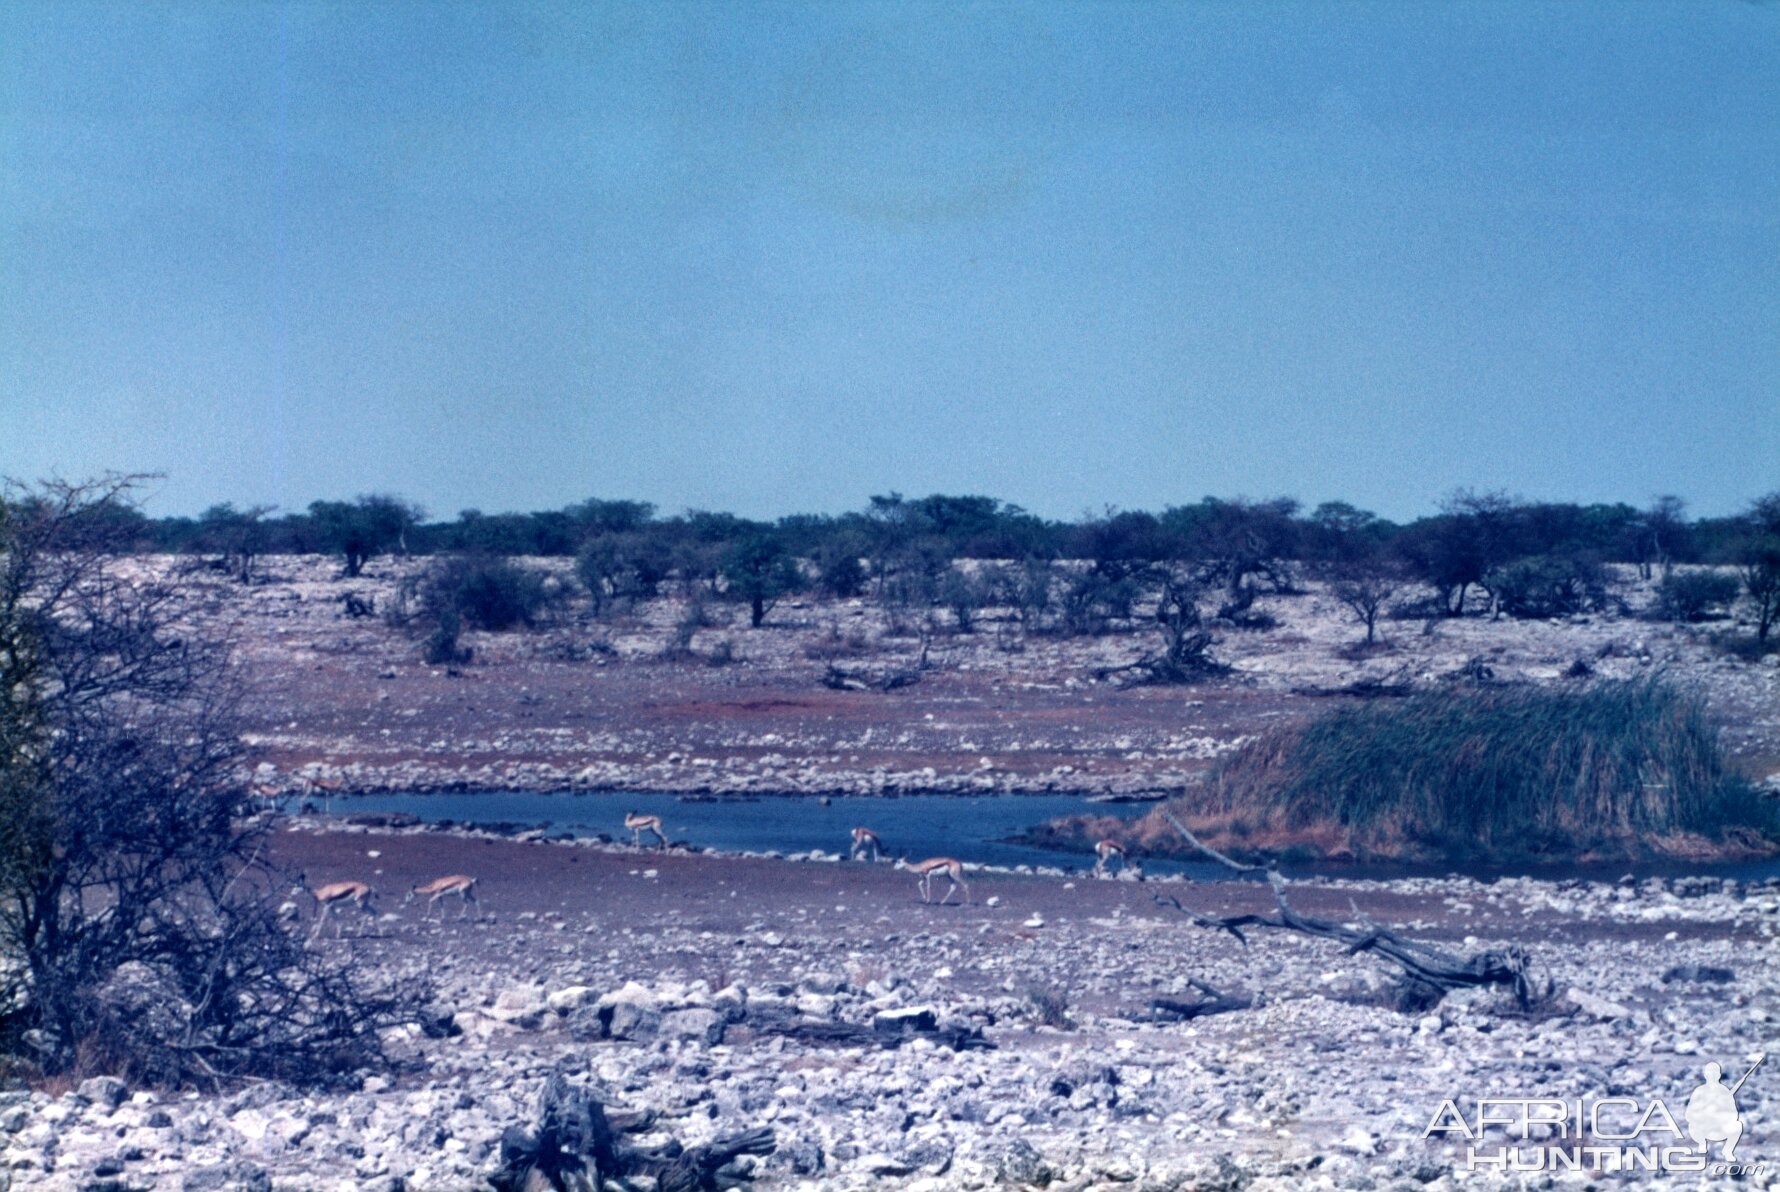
[2,1,1775,523]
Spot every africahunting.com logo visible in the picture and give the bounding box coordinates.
[1424,1055,1766,1176]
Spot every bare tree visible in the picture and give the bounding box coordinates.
[1637,495,1689,581]
[1099,574,1225,686]
[1329,561,1402,646]
[1,477,424,1086]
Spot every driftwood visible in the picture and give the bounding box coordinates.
[1290,670,1415,699]
[1155,809,1551,1011]
[492,1073,775,1192]
[1150,979,1255,1021]
[821,663,922,693]
[744,1005,994,1052]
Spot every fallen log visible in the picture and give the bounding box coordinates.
[1149,979,1255,1021]
[1154,808,1552,1011]
[821,663,922,693]
[491,1073,775,1192]
[744,1005,994,1052]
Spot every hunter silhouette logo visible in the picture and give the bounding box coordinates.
[1425,1053,1767,1176]
[1686,1057,1762,1161]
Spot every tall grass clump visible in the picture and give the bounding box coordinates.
[1191,679,1774,862]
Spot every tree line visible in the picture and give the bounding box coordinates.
[31,486,1780,645]
[71,489,1765,568]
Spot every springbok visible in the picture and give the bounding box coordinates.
[850,827,883,862]
[624,811,667,850]
[1092,839,1127,878]
[295,874,378,939]
[406,874,478,920]
[895,856,971,906]
[300,774,345,815]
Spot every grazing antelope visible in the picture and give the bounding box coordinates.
[1092,839,1127,878]
[850,827,883,862]
[406,874,478,920]
[300,774,344,814]
[624,811,667,850]
[895,856,971,906]
[294,874,378,939]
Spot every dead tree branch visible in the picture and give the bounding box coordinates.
[493,1073,776,1192]
[1096,576,1228,687]
[1150,979,1255,1021]
[1154,808,1551,1011]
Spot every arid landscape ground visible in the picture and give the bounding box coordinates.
[209,555,1778,807]
[6,554,1779,1191]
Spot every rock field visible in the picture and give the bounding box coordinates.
[4,555,1776,1190]
[6,824,1777,1191]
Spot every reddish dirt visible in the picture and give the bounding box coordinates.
[272,824,1728,983]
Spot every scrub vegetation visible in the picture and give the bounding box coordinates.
[1167,680,1775,863]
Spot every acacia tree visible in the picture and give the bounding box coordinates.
[1742,492,1780,645]
[1330,558,1402,646]
[1636,496,1689,580]
[194,502,276,584]
[1,477,422,1086]
[308,494,423,578]
[1396,489,1523,616]
[722,534,803,628]
[1166,497,1301,599]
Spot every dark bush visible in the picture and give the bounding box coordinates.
[812,538,869,599]
[1486,553,1610,619]
[1057,570,1141,637]
[575,533,669,616]
[1,478,425,1087]
[1183,680,1773,862]
[939,569,988,633]
[1024,986,1073,1029]
[423,610,473,665]
[423,556,551,632]
[1653,571,1740,622]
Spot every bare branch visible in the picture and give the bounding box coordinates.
[1153,806,1552,1011]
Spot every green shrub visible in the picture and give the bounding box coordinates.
[1486,553,1609,619]
[575,533,668,616]
[423,611,472,665]
[1653,571,1739,622]
[423,556,550,632]
[1193,680,1772,861]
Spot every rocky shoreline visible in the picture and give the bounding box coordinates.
[247,755,1197,801]
[7,823,1777,1191]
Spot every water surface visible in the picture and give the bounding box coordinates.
[322,790,1780,884]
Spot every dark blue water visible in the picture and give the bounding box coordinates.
[313,790,1780,884]
[325,790,1215,875]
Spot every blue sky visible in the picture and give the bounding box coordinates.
[2,1,1775,522]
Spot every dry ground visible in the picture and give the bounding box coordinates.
[144,554,1780,801]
